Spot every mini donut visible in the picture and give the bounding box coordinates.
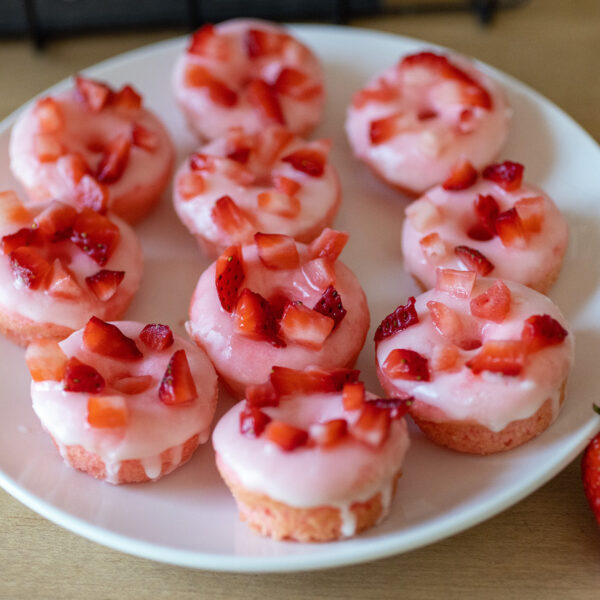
[9,76,175,224]
[375,271,574,454]
[0,190,142,346]
[173,126,340,257]
[213,366,410,542]
[172,19,325,141]
[402,160,568,294]
[27,318,218,484]
[345,50,510,196]
[186,230,370,396]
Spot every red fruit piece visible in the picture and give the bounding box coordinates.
[466,340,525,376]
[246,79,285,125]
[87,396,128,428]
[85,269,125,301]
[582,428,600,526]
[257,191,300,218]
[159,349,198,406]
[47,259,82,300]
[312,285,346,329]
[75,76,112,112]
[10,247,51,289]
[272,175,301,197]
[427,300,478,350]
[70,208,120,266]
[131,122,158,151]
[75,175,109,213]
[301,258,336,291]
[239,403,271,438]
[184,64,238,106]
[139,323,174,351]
[211,195,254,240]
[2,228,33,255]
[245,28,286,58]
[34,97,64,133]
[342,381,365,410]
[96,134,131,184]
[369,112,403,145]
[34,134,65,162]
[177,172,205,200]
[495,207,527,248]
[470,280,511,323]
[111,374,154,395]
[270,366,359,397]
[234,288,285,347]
[419,232,446,263]
[189,152,216,172]
[0,191,31,226]
[515,196,545,234]
[454,245,495,276]
[382,349,430,382]
[226,146,251,164]
[57,153,90,184]
[442,159,478,191]
[25,339,68,382]
[309,228,349,261]
[521,314,568,353]
[279,302,335,349]
[350,404,391,448]
[309,419,348,448]
[282,148,325,177]
[366,395,413,420]
[352,80,398,109]
[34,201,77,242]
[374,296,419,342]
[112,84,142,112]
[264,421,309,452]
[435,268,476,299]
[468,194,500,241]
[188,24,227,59]
[83,316,143,360]
[215,244,245,312]
[273,67,308,96]
[255,232,300,269]
[246,381,279,408]
[482,161,524,191]
[63,357,105,393]
[256,128,295,165]
[431,343,460,371]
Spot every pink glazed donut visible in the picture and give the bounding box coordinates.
[27,319,218,484]
[172,19,325,141]
[9,76,174,224]
[345,51,510,196]
[173,126,340,257]
[375,272,574,454]
[402,160,568,293]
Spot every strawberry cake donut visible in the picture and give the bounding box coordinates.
[172,19,325,141]
[0,191,142,346]
[9,76,174,224]
[213,366,410,542]
[27,318,218,484]
[402,160,568,293]
[345,50,511,196]
[375,270,574,454]
[173,126,340,256]
[186,230,370,396]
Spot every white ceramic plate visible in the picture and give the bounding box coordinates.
[1,25,599,573]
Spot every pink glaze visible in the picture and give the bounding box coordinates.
[187,242,370,395]
[172,19,325,140]
[31,322,218,483]
[345,52,510,195]
[402,177,568,292]
[375,278,574,432]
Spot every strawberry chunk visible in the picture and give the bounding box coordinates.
[435,268,476,299]
[470,280,511,323]
[131,122,158,151]
[442,159,478,191]
[75,76,112,112]
[63,357,105,393]
[308,228,349,261]
[581,430,600,526]
[482,161,524,191]
[33,201,77,242]
[521,314,568,353]
[515,196,545,234]
[34,134,65,162]
[96,134,131,184]
[25,339,68,382]
[215,244,245,312]
[234,288,285,347]
[245,28,286,58]
[419,232,447,263]
[309,419,348,448]
[312,285,346,329]
[34,97,64,133]
[454,245,494,276]
[279,302,335,349]
[427,300,470,347]
[468,194,500,241]
[47,259,82,300]
[405,199,441,232]
[57,153,90,185]
[239,404,271,438]
[466,340,525,376]
[177,172,205,200]
[495,207,527,248]
[270,366,359,397]
[184,64,238,106]
[2,228,33,255]
[272,174,301,197]
[188,24,228,59]
[83,316,143,360]
[159,349,198,405]
[374,296,419,342]
[75,175,109,213]
[246,381,279,408]
[211,195,254,240]
[111,84,142,112]
[10,247,51,289]
[350,404,390,448]
[273,67,308,96]
[365,395,413,420]
[0,191,31,226]
[189,152,216,172]
[342,381,365,410]
[369,112,403,145]
[85,269,125,301]
[282,148,326,177]
[139,324,174,351]
[430,343,460,372]
[383,349,430,381]
[257,191,300,218]
[87,395,128,428]
[70,208,120,266]
[246,79,285,125]
[264,421,309,452]
[352,81,398,109]
[111,374,154,395]
[301,258,336,291]
[255,232,300,269]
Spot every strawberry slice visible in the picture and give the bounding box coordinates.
[521,314,568,353]
[131,122,158,151]
[34,97,64,133]
[264,421,309,452]
[454,245,494,276]
[139,323,174,351]
[279,302,335,349]
[482,161,524,191]
[2,228,33,255]
[312,285,346,329]
[211,195,254,240]
[342,381,365,410]
[10,247,51,289]
[188,24,228,59]
[308,228,349,261]
[581,426,600,526]
[215,244,245,312]
[405,199,441,232]
[352,81,398,109]
[257,191,300,218]
[75,174,109,213]
[96,134,131,184]
[34,134,65,162]
[369,112,404,145]
[301,258,336,291]
[255,232,300,269]
[25,339,68,382]
[63,357,105,393]
[234,288,285,347]
[246,79,285,125]
[70,208,120,266]
[85,269,125,301]
[382,349,430,381]
[226,146,251,164]
[430,343,460,371]
[111,374,154,395]
[0,191,31,226]
[282,148,325,177]
[468,194,500,241]
[365,395,413,420]
[419,232,447,263]
[33,201,77,242]
[273,67,308,96]
[57,153,90,185]
[270,366,359,397]
[245,28,286,58]
[87,395,128,428]
[111,84,142,112]
[435,268,476,299]
[239,403,271,438]
[83,316,143,360]
[246,381,279,408]
[47,259,82,300]
[515,196,544,234]
[272,175,301,197]
[350,404,391,448]
[75,76,112,112]
[470,280,511,323]
[427,300,476,349]
[466,340,525,376]
[495,207,527,248]
[184,64,238,106]
[309,419,348,448]
[442,159,478,191]
[177,172,205,200]
[159,349,198,405]
[374,296,419,342]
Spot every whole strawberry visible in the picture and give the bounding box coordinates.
[582,407,600,524]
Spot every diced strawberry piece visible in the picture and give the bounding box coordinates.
[282,148,325,177]
[239,404,271,438]
[273,67,308,96]
[454,245,494,276]
[309,228,349,261]
[246,79,285,125]
[515,196,545,234]
[374,296,419,342]
[188,24,229,59]
[10,247,51,289]
[131,122,158,151]
[270,366,359,397]
[111,84,142,112]
[75,175,109,213]
[177,171,205,200]
[468,194,500,241]
[466,340,525,376]
[96,134,131,184]
[272,174,301,197]
[442,159,478,191]
[75,76,112,112]
[234,288,285,346]
[279,302,335,349]
[427,300,463,340]
[33,201,77,242]
[245,28,286,58]
[301,258,336,291]
[85,269,125,301]
[25,339,68,382]
[57,153,90,185]
[34,97,64,133]
[435,268,476,299]
[87,395,128,428]
[255,232,299,269]
[312,285,346,329]
[211,195,254,240]
[184,64,238,106]
[419,232,447,263]
[159,349,198,405]
[418,108,438,121]
[309,419,348,448]
[521,314,568,353]
[266,292,290,321]
[470,280,511,323]
[352,81,398,109]
[342,381,365,410]
[369,112,404,145]
[2,228,33,255]
[189,152,216,172]
[257,190,300,218]
[430,343,460,371]
[382,348,430,381]
[111,374,154,395]
[34,134,65,162]
[350,404,391,448]
[63,357,105,393]
[83,316,143,360]
[246,381,279,407]
[139,323,174,351]
[47,259,82,299]
[70,208,120,266]
[264,421,309,452]
[215,244,245,312]
[405,199,441,232]
[482,161,524,191]
[366,395,413,420]
[0,191,31,226]
[495,207,527,248]
[226,146,250,164]
[581,430,600,526]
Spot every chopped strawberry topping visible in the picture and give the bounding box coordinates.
[75,76,112,112]
[215,244,245,312]
[495,207,527,248]
[46,259,82,299]
[70,208,120,266]
[282,148,325,177]
[211,195,254,240]
[482,161,524,191]
[470,280,511,323]
[246,79,285,125]
[111,374,154,395]
[308,228,349,261]
[63,357,105,393]
[87,396,128,428]
[159,349,198,405]
[468,194,500,241]
[466,340,525,376]
[111,84,142,112]
[435,268,476,299]
[131,122,158,151]
[365,395,412,420]
[0,191,31,225]
[245,28,286,58]
[272,174,301,197]
[301,258,336,291]
[312,285,346,329]
[226,146,250,164]
[427,300,468,347]
[246,381,279,407]
[2,228,33,255]
[430,343,460,371]
[85,269,124,301]
[369,112,403,145]
[405,199,441,232]
[374,296,419,342]
[419,232,447,263]
[34,134,65,162]
[75,175,109,213]
[177,172,205,200]
[383,348,430,381]
[279,302,334,349]
[187,24,228,59]
[342,381,365,410]
[454,245,495,276]
[442,159,478,191]
[350,404,391,448]
[257,191,300,218]
[234,288,285,347]
[239,404,271,438]
[309,419,348,448]
[25,339,68,382]
[139,323,174,351]
[582,431,600,526]
[273,67,308,96]
[270,366,359,397]
[57,153,90,185]
[521,314,568,353]
[34,201,77,242]
[255,232,300,269]
[10,247,51,289]
[352,81,398,109]
[515,196,545,233]
[189,152,215,172]
[256,128,295,164]
[83,317,142,360]
[34,97,64,133]
[96,134,131,184]
[184,64,238,106]
[264,421,309,451]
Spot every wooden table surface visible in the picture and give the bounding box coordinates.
[2,0,600,597]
